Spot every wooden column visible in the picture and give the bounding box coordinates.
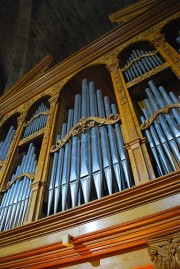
[152,34,180,76]
[0,113,26,189]
[148,232,180,269]
[26,93,59,222]
[107,58,155,185]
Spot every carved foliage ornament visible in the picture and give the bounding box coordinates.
[121,50,159,71]
[126,62,169,88]
[0,173,35,193]
[148,233,180,269]
[140,103,180,130]
[24,111,49,127]
[50,114,121,153]
[106,60,127,106]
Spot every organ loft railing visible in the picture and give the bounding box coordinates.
[47,79,134,215]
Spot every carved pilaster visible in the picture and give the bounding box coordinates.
[107,59,127,106]
[43,93,59,145]
[148,233,180,269]
[27,93,59,221]
[152,34,180,76]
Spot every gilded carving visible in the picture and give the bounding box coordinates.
[42,94,59,145]
[0,172,35,193]
[106,60,127,105]
[126,62,169,88]
[141,103,180,130]
[121,50,159,71]
[148,233,180,269]
[19,128,45,146]
[51,114,121,153]
[24,111,49,127]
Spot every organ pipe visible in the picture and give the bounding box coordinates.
[23,103,48,139]
[0,126,16,161]
[47,79,134,216]
[122,48,164,82]
[0,143,37,231]
[140,80,180,176]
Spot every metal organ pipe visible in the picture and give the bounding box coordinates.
[47,79,134,216]
[0,126,16,161]
[0,143,37,231]
[122,48,164,82]
[23,103,48,138]
[140,80,180,176]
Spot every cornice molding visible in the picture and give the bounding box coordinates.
[109,0,157,23]
[0,1,179,114]
[0,206,179,269]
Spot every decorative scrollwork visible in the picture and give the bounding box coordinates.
[24,111,49,127]
[127,62,169,88]
[121,50,159,71]
[0,173,35,193]
[19,128,45,146]
[50,114,121,153]
[140,103,180,130]
[0,160,4,166]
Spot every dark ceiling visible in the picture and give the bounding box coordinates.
[0,0,137,94]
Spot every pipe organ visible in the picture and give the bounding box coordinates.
[121,48,164,82]
[0,2,179,268]
[23,103,48,138]
[47,79,134,215]
[0,126,16,163]
[0,143,37,231]
[140,80,180,176]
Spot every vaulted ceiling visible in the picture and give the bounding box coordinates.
[0,0,137,94]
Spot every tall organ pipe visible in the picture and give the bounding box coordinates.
[47,79,134,215]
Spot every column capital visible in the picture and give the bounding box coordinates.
[148,232,180,269]
[17,113,26,124]
[106,59,119,72]
[151,33,166,48]
[49,93,59,106]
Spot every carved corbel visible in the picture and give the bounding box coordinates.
[148,233,180,269]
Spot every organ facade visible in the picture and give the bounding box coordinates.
[0,1,179,268]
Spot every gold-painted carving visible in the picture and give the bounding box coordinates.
[19,128,45,146]
[121,50,159,71]
[24,111,49,127]
[148,233,180,269]
[1,172,35,193]
[141,104,180,130]
[127,62,169,88]
[107,60,127,105]
[51,114,121,153]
